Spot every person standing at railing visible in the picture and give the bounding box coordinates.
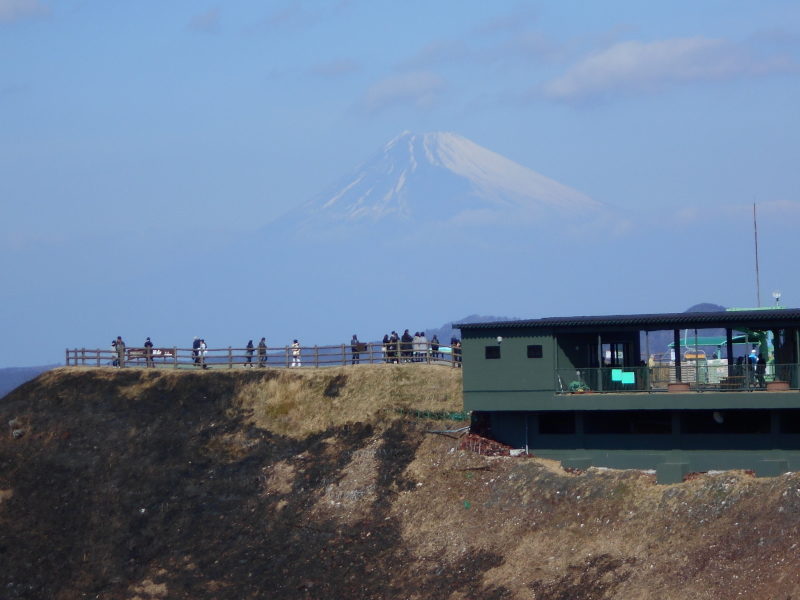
[351,334,361,365]
[747,348,758,385]
[756,354,767,388]
[199,339,208,369]
[430,335,440,359]
[144,337,154,368]
[291,339,302,367]
[389,331,399,363]
[412,332,422,362]
[258,337,267,367]
[734,356,744,376]
[116,336,126,368]
[401,329,413,362]
[382,334,390,364]
[111,340,119,367]
[419,331,428,362]
[245,340,254,367]
[452,338,462,367]
[192,337,201,365]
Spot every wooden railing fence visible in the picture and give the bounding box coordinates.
[65,342,461,369]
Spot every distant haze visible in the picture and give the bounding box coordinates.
[4,132,794,367]
[3,3,796,370]
[279,131,602,231]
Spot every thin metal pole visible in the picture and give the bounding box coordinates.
[597,334,603,391]
[754,202,762,307]
[645,331,651,391]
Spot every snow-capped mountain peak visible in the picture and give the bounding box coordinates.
[284,131,603,230]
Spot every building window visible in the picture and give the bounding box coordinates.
[527,345,543,358]
[485,345,501,359]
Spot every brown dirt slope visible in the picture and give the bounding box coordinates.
[1,366,800,599]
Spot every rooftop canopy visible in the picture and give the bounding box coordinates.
[455,308,800,333]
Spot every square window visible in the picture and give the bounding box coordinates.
[485,345,501,359]
[527,345,543,358]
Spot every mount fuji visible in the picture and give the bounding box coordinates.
[271,131,606,238]
[107,131,630,354]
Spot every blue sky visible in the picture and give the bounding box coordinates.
[2,1,799,367]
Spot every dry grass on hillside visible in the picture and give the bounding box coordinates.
[233,364,463,438]
[5,366,800,599]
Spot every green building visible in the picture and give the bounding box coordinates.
[456,308,800,483]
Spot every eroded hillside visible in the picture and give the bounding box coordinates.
[1,366,800,599]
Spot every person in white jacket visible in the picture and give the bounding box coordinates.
[291,340,301,367]
[418,332,428,362]
[199,339,208,369]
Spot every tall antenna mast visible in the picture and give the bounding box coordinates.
[753,202,761,307]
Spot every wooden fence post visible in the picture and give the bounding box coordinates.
[286,346,290,368]
[173,347,178,369]
[315,345,319,368]
[228,347,232,369]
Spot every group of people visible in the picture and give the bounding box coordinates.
[191,337,208,369]
[110,336,126,368]
[246,338,300,367]
[111,336,155,368]
[244,337,269,367]
[732,348,768,387]
[379,330,445,363]
[108,332,462,369]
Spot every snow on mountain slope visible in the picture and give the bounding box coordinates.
[278,131,603,230]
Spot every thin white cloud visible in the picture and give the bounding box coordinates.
[544,37,798,102]
[472,4,539,36]
[188,8,220,34]
[254,0,351,32]
[401,40,471,70]
[652,200,800,229]
[756,199,800,218]
[263,3,314,29]
[309,58,360,78]
[361,71,446,114]
[0,0,48,22]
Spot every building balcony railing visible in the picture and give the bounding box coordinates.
[555,362,800,394]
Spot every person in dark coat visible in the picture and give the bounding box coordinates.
[401,329,413,362]
[245,340,254,367]
[351,334,361,365]
[756,354,767,388]
[430,335,440,359]
[192,337,201,365]
[116,336,126,368]
[389,331,399,363]
[144,337,154,368]
[257,337,267,367]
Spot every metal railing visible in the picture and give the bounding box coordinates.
[65,342,461,369]
[555,362,800,393]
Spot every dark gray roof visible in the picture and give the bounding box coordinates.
[455,308,800,332]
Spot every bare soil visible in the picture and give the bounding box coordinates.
[1,366,800,599]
